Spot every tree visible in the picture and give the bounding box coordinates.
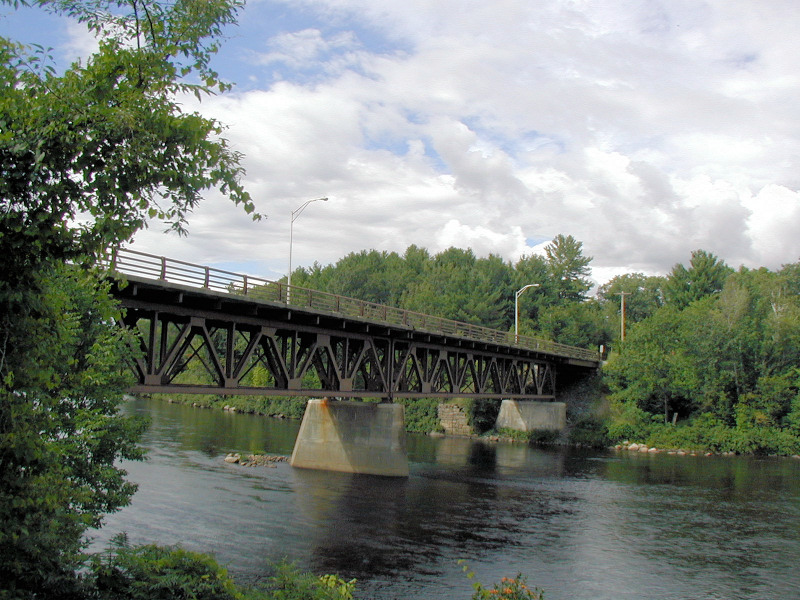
[537,301,611,350]
[403,247,484,323]
[664,250,732,309]
[604,305,701,424]
[1,1,253,595]
[544,234,592,302]
[0,266,148,598]
[325,250,407,305]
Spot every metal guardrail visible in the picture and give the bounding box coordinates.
[105,248,600,363]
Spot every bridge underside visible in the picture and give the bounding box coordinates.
[115,278,561,400]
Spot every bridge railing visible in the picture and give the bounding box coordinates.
[106,248,599,363]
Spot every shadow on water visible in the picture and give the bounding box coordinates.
[101,398,800,600]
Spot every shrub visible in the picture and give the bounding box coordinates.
[606,407,653,442]
[467,398,502,433]
[400,398,443,433]
[89,536,242,600]
[88,539,358,600]
[266,561,356,600]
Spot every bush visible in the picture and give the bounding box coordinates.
[88,538,357,600]
[606,402,654,442]
[400,398,443,433]
[637,413,800,455]
[266,561,355,600]
[467,398,502,433]
[89,537,242,600]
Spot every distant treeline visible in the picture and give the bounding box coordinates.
[289,234,607,349]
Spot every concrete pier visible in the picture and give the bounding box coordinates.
[290,399,409,477]
[495,399,566,432]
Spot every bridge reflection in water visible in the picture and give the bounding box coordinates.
[107,248,600,401]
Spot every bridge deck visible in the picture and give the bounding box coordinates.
[106,248,600,366]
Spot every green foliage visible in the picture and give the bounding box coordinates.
[537,301,611,350]
[664,250,732,309]
[605,253,800,455]
[0,1,255,595]
[596,272,666,346]
[0,266,149,598]
[89,536,242,600]
[87,541,357,600]
[399,398,443,433]
[1,1,254,281]
[640,414,800,456]
[403,248,511,328]
[605,401,654,442]
[293,237,607,350]
[603,304,701,422]
[266,561,356,600]
[544,234,592,302]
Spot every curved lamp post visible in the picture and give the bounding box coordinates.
[514,283,540,342]
[288,197,328,302]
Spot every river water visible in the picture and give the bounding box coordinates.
[93,398,800,600]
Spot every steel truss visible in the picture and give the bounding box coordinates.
[120,306,556,400]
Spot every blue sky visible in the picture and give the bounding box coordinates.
[3,0,800,285]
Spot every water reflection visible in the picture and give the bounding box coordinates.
[97,398,800,600]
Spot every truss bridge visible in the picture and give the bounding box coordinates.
[107,249,600,401]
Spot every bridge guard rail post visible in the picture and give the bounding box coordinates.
[290,399,409,477]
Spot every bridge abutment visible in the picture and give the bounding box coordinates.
[495,400,566,432]
[290,399,409,477]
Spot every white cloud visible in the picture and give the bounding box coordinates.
[744,185,800,267]
[115,0,800,283]
[63,18,99,61]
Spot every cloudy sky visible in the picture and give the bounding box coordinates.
[4,0,800,286]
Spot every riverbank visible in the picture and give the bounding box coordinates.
[147,393,800,457]
[152,394,612,451]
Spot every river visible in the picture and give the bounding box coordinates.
[92,398,800,600]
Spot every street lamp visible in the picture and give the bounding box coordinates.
[514,284,540,342]
[288,197,328,302]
